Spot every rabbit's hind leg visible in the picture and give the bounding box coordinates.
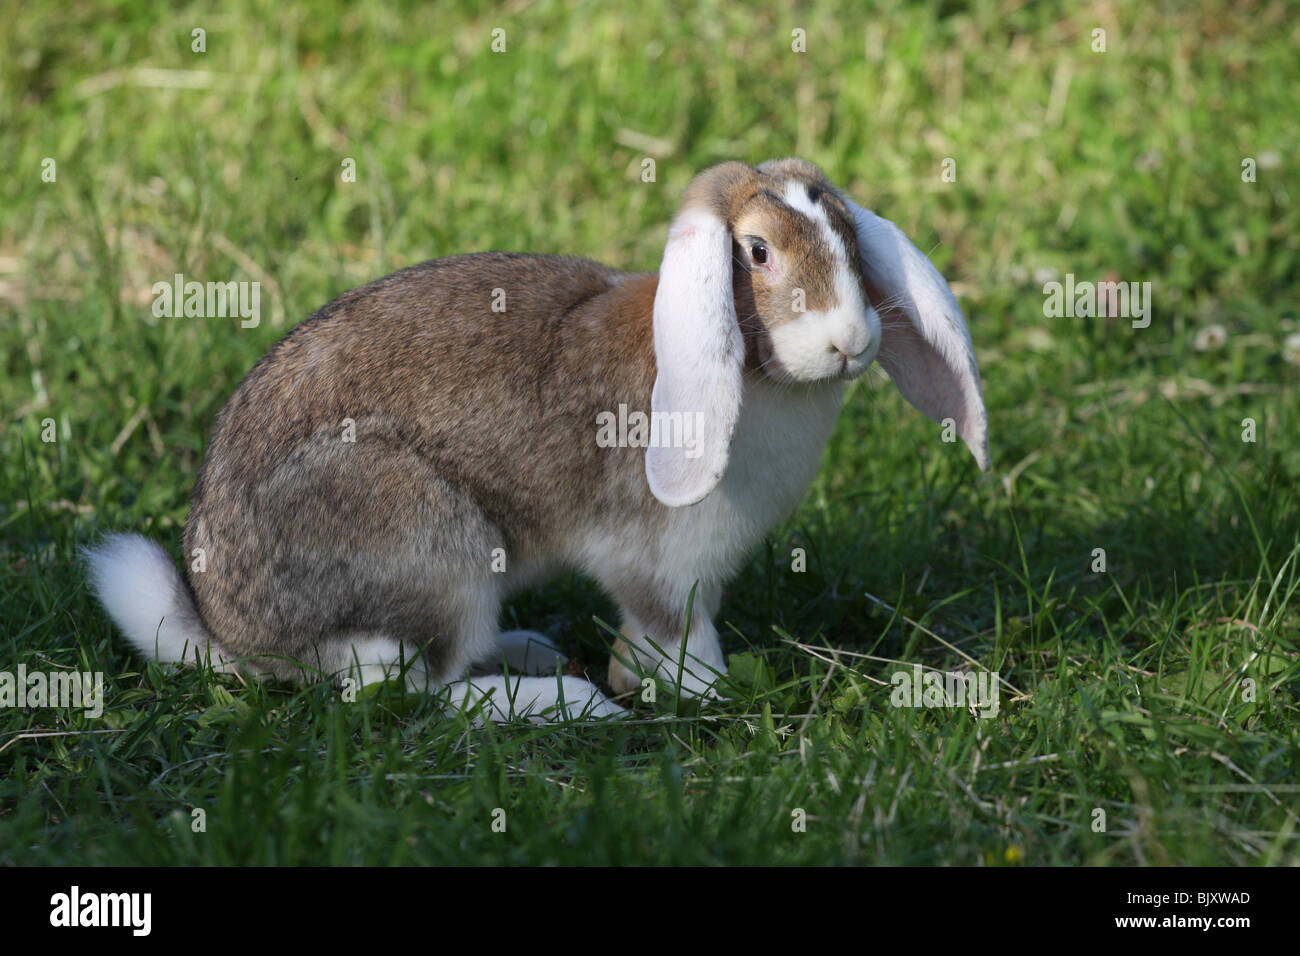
[442,672,625,722]
[323,634,433,692]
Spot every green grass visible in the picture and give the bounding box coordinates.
[2,0,1299,865]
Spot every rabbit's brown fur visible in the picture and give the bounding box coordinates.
[87,157,988,716]
[184,254,670,681]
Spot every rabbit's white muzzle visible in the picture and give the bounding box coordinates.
[766,283,881,383]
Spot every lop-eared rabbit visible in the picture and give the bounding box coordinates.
[86,158,988,721]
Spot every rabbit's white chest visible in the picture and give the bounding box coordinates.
[663,377,846,584]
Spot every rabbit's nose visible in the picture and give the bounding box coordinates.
[830,329,872,360]
[832,314,873,355]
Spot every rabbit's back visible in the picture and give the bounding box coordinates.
[195,254,638,484]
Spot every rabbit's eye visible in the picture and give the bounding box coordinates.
[750,242,769,265]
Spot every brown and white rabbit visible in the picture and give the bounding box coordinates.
[85,157,989,721]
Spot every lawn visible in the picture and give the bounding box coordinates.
[1,0,1297,865]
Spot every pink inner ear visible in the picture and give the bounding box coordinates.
[877,318,989,471]
[849,200,990,471]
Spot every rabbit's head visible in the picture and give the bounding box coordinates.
[647,157,989,507]
[676,158,880,384]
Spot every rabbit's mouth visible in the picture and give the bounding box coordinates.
[758,346,874,385]
[758,307,879,384]
[838,349,875,380]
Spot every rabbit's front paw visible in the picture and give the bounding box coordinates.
[608,638,726,701]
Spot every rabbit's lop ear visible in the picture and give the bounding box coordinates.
[646,165,751,507]
[845,199,990,471]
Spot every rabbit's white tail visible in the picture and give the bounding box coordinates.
[83,533,227,667]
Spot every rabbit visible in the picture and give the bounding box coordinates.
[85,157,989,722]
